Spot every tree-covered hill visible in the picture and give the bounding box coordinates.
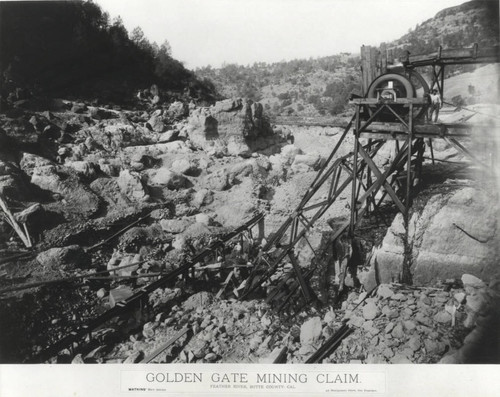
[0,0,217,105]
[196,54,361,118]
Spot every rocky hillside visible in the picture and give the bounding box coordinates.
[1,93,499,364]
[0,94,298,362]
[390,0,499,55]
[196,55,361,119]
[195,0,499,118]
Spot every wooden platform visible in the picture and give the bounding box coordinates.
[357,121,499,140]
[404,44,500,67]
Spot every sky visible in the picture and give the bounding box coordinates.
[94,0,468,69]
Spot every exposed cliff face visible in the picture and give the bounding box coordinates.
[186,98,280,157]
[361,185,500,287]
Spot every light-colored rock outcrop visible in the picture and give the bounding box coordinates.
[186,98,281,157]
[361,186,500,287]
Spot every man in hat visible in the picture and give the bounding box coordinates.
[428,89,442,123]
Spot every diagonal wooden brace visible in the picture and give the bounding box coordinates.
[288,251,312,303]
[356,142,406,214]
[0,194,32,248]
[445,137,491,171]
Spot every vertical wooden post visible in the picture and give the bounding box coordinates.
[361,45,376,95]
[367,139,373,213]
[288,251,311,303]
[405,103,414,222]
[380,43,387,74]
[387,47,394,66]
[401,105,415,285]
[350,106,361,234]
[258,217,265,242]
[439,66,445,100]
[361,44,388,95]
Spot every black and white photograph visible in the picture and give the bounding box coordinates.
[0,0,499,395]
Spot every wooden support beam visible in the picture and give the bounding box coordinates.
[356,143,406,215]
[302,200,331,213]
[276,268,316,312]
[361,45,378,95]
[272,346,288,364]
[288,252,312,303]
[405,104,414,220]
[357,103,388,134]
[258,217,265,242]
[403,44,500,67]
[365,122,444,134]
[359,131,471,140]
[139,326,190,363]
[445,137,491,171]
[328,165,342,201]
[0,194,32,248]
[350,107,361,233]
[380,43,388,74]
[216,271,235,299]
[308,116,353,189]
[350,98,428,105]
[386,104,410,129]
[428,139,435,165]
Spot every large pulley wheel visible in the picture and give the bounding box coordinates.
[365,71,429,121]
[367,73,415,100]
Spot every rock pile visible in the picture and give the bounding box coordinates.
[1,94,498,365]
[95,275,492,364]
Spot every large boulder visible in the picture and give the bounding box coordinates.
[280,144,303,164]
[19,152,53,174]
[19,153,100,219]
[300,317,323,346]
[186,98,279,156]
[86,122,153,152]
[0,160,30,201]
[191,188,214,208]
[148,168,189,190]
[71,102,87,113]
[291,153,324,171]
[411,187,499,284]
[202,169,231,191]
[36,245,90,271]
[166,101,189,119]
[65,160,98,178]
[362,186,500,287]
[171,159,199,176]
[117,169,148,202]
[182,291,214,311]
[0,119,37,145]
[89,178,132,209]
[146,113,167,133]
[158,130,179,143]
[88,106,113,120]
[121,141,192,160]
[159,218,194,234]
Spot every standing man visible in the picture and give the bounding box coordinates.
[428,89,442,123]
